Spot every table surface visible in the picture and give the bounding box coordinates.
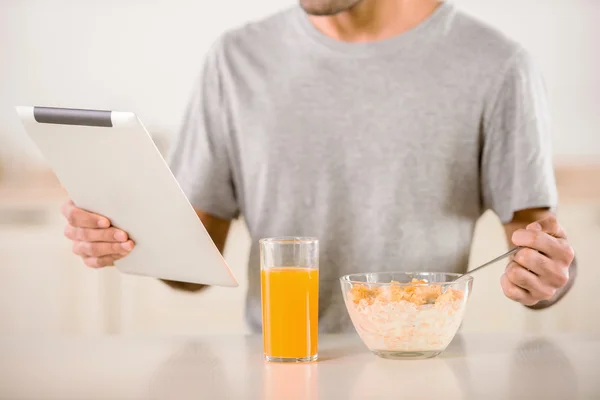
[0,333,598,400]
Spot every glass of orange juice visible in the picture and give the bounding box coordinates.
[260,237,319,363]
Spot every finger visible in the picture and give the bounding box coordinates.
[501,273,537,306]
[62,201,110,229]
[513,247,569,288]
[83,255,121,268]
[513,228,575,265]
[505,261,555,301]
[64,225,128,243]
[527,214,566,239]
[511,228,561,258]
[72,240,134,257]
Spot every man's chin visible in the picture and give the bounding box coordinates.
[300,6,345,16]
[299,0,362,16]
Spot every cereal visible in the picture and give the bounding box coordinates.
[345,279,467,352]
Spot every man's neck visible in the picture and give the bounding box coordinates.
[308,0,442,43]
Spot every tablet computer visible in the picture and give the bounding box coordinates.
[16,106,239,287]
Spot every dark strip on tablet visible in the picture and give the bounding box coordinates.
[33,107,113,127]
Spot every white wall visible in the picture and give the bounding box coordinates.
[0,0,296,166]
[1,0,599,169]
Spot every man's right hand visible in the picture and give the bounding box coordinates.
[61,200,135,268]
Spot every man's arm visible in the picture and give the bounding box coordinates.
[160,209,232,292]
[503,208,576,309]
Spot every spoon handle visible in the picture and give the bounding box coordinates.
[466,246,520,276]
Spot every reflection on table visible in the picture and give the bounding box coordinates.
[0,333,598,399]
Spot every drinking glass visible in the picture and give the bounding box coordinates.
[260,237,319,362]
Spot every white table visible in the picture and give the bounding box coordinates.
[0,333,598,399]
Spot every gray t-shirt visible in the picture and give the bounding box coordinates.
[167,2,557,333]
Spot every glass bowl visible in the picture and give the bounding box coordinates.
[340,272,473,360]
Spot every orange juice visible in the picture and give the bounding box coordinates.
[261,267,319,360]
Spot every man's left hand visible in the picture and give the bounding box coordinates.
[501,215,575,307]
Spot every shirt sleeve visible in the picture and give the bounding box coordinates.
[481,48,558,224]
[166,36,239,220]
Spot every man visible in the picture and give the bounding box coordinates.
[62,0,576,333]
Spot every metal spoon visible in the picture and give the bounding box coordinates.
[444,247,521,289]
[459,246,520,279]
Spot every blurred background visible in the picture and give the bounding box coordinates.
[0,0,598,336]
